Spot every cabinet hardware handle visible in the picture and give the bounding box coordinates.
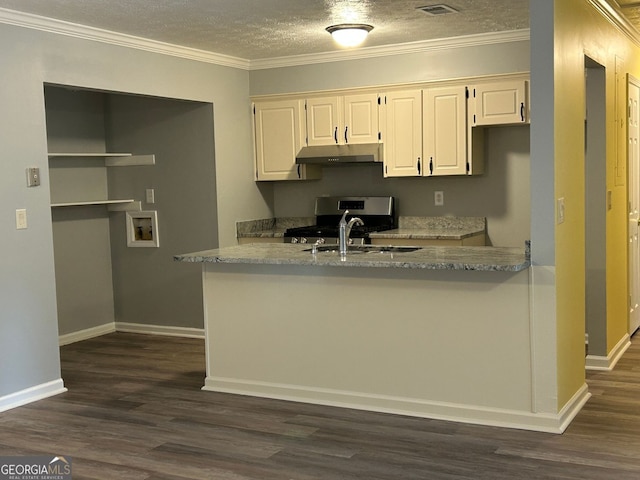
[417,157,421,175]
[297,165,301,178]
[520,102,525,122]
[429,157,433,175]
[344,126,348,144]
[334,127,338,144]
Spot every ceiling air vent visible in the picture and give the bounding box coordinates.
[418,4,459,16]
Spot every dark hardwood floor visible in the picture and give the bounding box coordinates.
[2,332,640,479]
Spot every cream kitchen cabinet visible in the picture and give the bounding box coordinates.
[253,99,320,181]
[380,89,422,177]
[422,85,468,176]
[383,86,474,178]
[470,79,529,126]
[306,93,379,146]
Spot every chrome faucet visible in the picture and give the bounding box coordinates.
[338,210,364,257]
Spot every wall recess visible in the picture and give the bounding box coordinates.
[126,210,159,247]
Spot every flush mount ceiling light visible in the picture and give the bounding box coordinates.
[326,23,374,47]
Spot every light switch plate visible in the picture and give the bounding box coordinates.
[16,209,27,229]
[557,197,565,224]
[146,188,155,204]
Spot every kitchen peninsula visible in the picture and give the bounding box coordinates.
[175,241,571,433]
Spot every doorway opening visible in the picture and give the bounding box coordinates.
[584,56,607,361]
[628,76,640,336]
[44,85,217,349]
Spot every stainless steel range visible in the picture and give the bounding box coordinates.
[284,196,395,245]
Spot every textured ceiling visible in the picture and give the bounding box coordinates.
[0,0,530,60]
[2,1,640,61]
[618,0,640,27]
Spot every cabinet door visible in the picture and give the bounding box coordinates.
[382,90,422,177]
[471,80,528,126]
[423,86,467,176]
[343,93,379,144]
[254,99,313,181]
[306,96,340,146]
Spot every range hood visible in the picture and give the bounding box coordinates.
[295,143,382,165]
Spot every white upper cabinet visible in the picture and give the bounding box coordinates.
[306,96,340,146]
[251,73,528,181]
[343,93,380,144]
[381,90,422,177]
[306,93,379,146]
[470,79,529,126]
[423,86,468,176]
[253,99,319,181]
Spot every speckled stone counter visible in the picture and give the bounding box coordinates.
[369,216,485,241]
[236,217,313,240]
[175,241,530,271]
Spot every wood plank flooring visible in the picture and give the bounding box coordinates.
[2,332,640,479]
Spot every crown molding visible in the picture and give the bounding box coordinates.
[249,29,531,70]
[0,7,529,72]
[588,0,640,47]
[0,7,251,70]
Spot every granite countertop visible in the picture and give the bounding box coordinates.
[175,241,530,272]
[236,217,313,239]
[369,216,485,240]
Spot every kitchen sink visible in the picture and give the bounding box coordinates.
[304,244,422,254]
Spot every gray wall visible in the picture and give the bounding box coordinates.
[0,22,260,400]
[107,94,218,329]
[273,126,530,247]
[46,87,117,336]
[250,41,531,95]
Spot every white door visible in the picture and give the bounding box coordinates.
[628,79,640,334]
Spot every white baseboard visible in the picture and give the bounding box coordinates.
[58,322,204,345]
[555,383,592,432]
[0,379,67,413]
[58,322,116,346]
[586,333,631,371]
[203,376,590,434]
[115,322,204,339]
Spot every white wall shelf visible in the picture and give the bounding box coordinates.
[48,153,155,166]
[48,152,132,157]
[51,199,142,212]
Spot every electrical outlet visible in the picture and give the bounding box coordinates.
[434,191,444,206]
[26,167,40,187]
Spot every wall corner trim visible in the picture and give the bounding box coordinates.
[115,322,205,339]
[58,323,117,346]
[587,0,640,48]
[0,6,530,72]
[249,29,531,70]
[585,334,632,371]
[0,7,251,70]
